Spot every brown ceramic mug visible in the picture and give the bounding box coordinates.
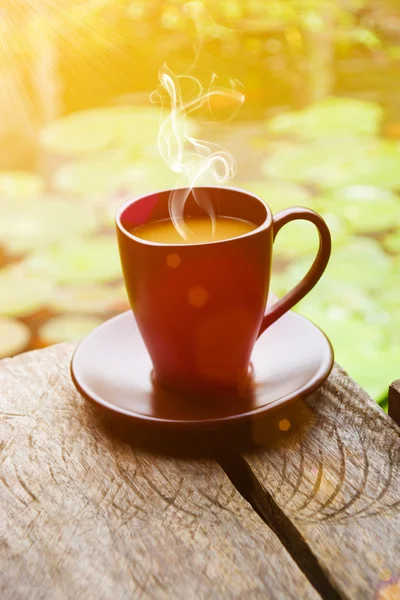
[116,186,331,395]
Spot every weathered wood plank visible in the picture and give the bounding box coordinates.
[242,364,400,600]
[389,379,400,426]
[0,343,320,600]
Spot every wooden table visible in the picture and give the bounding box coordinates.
[1,343,399,600]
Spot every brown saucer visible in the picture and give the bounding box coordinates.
[71,310,333,430]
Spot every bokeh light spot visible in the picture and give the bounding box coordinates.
[278,419,291,432]
[166,253,181,268]
[377,579,400,600]
[187,286,209,307]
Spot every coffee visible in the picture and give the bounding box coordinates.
[131,216,256,244]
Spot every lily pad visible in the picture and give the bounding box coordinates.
[40,106,197,157]
[0,196,101,254]
[354,140,400,189]
[297,306,383,345]
[263,138,366,188]
[276,237,392,293]
[379,285,400,312]
[0,317,30,358]
[40,119,114,156]
[39,106,153,156]
[0,171,45,199]
[231,180,312,213]
[298,278,376,318]
[389,256,400,289]
[383,231,400,254]
[341,338,400,402]
[271,264,377,323]
[53,151,179,197]
[263,138,400,190]
[327,238,393,291]
[0,265,54,317]
[53,149,141,196]
[25,236,122,284]
[49,283,129,314]
[272,212,348,260]
[38,315,103,345]
[299,306,398,400]
[314,186,400,233]
[266,97,383,139]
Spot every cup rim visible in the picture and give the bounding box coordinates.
[115,185,272,247]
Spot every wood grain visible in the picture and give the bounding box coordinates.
[389,379,400,426]
[242,364,400,600]
[0,343,319,600]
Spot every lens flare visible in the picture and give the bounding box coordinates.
[0,0,131,131]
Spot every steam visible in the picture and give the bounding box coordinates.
[183,2,232,70]
[150,65,245,239]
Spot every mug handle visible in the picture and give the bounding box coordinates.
[258,207,331,338]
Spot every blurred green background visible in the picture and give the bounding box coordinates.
[0,0,400,409]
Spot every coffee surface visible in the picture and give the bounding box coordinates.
[131,216,256,244]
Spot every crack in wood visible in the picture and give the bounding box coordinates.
[216,449,343,600]
[2,345,399,599]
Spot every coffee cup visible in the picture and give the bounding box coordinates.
[116,186,331,395]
